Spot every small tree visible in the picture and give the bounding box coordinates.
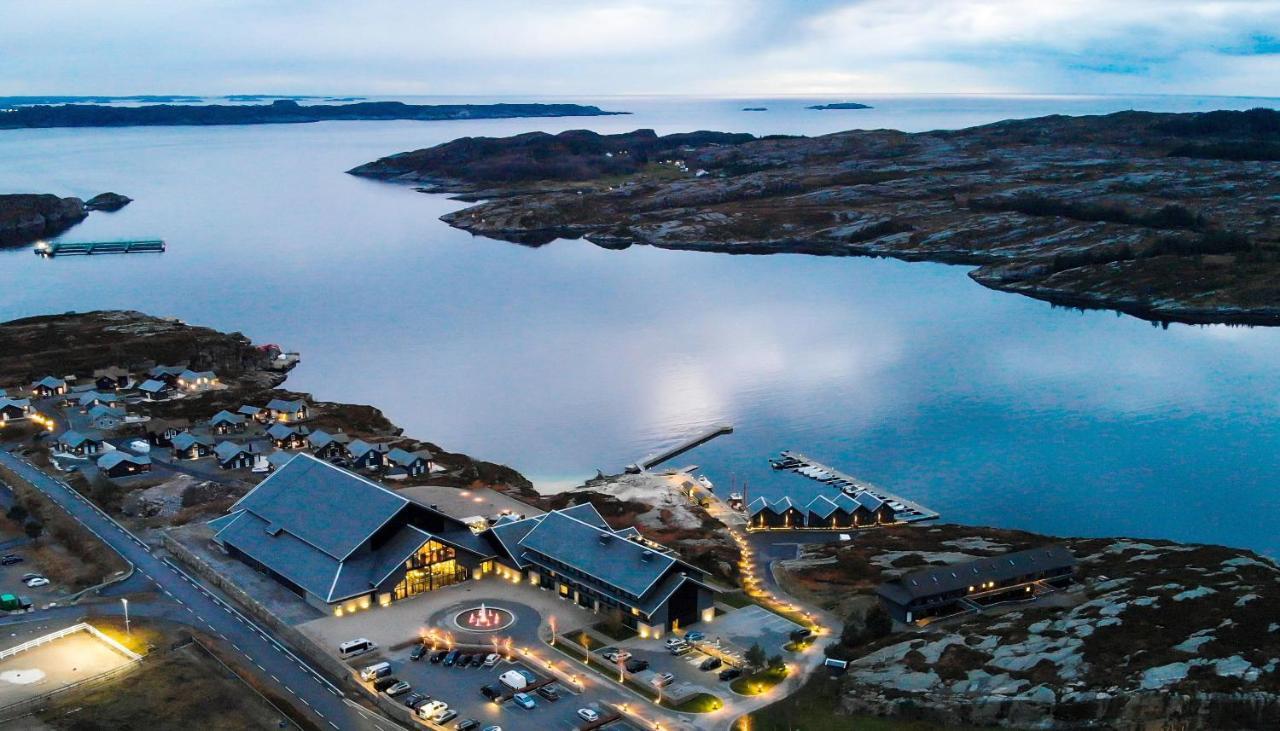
[6,504,27,523]
[23,521,42,542]
[767,654,785,670]
[863,604,893,641]
[745,642,766,669]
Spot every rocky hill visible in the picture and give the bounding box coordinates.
[776,523,1279,729]
[354,108,1280,325]
[0,193,88,246]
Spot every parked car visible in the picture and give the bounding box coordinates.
[480,684,502,701]
[436,709,458,724]
[456,721,480,731]
[536,685,560,701]
[469,653,485,667]
[430,649,447,663]
[790,628,813,641]
[625,658,649,673]
[663,637,685,649]
[670,643,692,656]
[384,681,411,697]
[481,726,502,731]
[602,649,632,664]
[482,652,501,667]
[498,669,529,691]
[21,573,42,582]
[0,555,22,566]
[685,631,706,642]
[401,692,426,708]
[577,708,600,722]
[360,662,391,681]
[456,653,473,667]
[443,650,460,666]
[416,700,448,720]
[699,656,722,671]
[23,577,47,588]
[409,643,427,661]
[719,667,743,681]
[651,672,675,688]
[512,692,536,710]
[373,676,399,692]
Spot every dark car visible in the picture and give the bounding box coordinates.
[536,685,560,701]
[625,658,649,673]
[402,692,426,708]
[443,650,460,666]
[480,684,502,701]
[469,654,485,667]
[719,667,743,681]
[457,721,480,731]
[699,656,722,671]
[436,710,458,724]
[410,644,427,661]
[456,653,473,667]
[1,555,22,566]
[372,676,399,691]
[430,649,447,663]
[790,628,813,641]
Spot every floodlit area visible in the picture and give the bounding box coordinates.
[0,626,137,707]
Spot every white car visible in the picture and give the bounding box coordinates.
[603,649,632,663]
[416,700,448,720]
[129,440,151,453]
[24,576,49,588]
[664,637,686,649]
[576,708,600,723]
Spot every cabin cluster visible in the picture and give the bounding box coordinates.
[746,491,897,529]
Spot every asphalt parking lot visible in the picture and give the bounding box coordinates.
[0,540,63,609]
[363,645,637,730]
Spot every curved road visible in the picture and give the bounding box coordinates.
[0,450,393,731]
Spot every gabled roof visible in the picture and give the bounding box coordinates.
[77,391,114,406]
[98,452,149,469]
[230,453,408,561]
[214,509,343,601]
[854,491,886,512]
[876,544,1077,605]
[138,379,169,393]
[237,404,265,416]
[557,501,611,529]
[88,404,125,419]
[767,497,795,514]
[487,515,542,567]
[149,365,186,377]
[308,430,349,448]
[266,423,297,440]
[348,440,386,458]
[178,369,216,381]
[746,496,768,515]
[806,495,839,518]
[214,441,251,463]
[518,509,675,599]
[0,397,31,411]
[266,398,305,413]
[34,376,65,389]
[211,410,246,426]
[386,448,428,467]
[57,430,98,447]
[834,493,860,513]
[171,431,213,450]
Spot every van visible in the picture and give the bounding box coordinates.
[340,638,377,658]
[359,662,392,681]
[499,669,529,691]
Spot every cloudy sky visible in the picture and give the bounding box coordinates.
[4,0,1280,97]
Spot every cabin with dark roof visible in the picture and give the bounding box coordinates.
[137,379,172,401]
[208,455,718,632]
[147,365,186,386]
[387,448,432,478]
[32,376,67,398]
[267,423,307,450]
[875,545,1077,624]
[210,410,247,435]
[98,451,151,478]
[307,430,350,462]
[237,404,269,423]
[0,398,31,422]
[266,398,308,423]
[88,404,126,430]
[214,442,254,470]
[92,367,131,391]
[55,430,102,457]
[171,431,214,460]
[348,440,388,471]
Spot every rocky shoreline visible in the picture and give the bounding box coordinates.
[0,192,129,247]
[352,109,1280,326]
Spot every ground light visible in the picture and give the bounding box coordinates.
[121,598,130,635]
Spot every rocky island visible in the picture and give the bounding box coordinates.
[0,192,129,247]
[807,101,872,110]
[351,109,1280,326]
[0,99,624,129]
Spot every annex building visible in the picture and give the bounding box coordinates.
[210,454,716,636]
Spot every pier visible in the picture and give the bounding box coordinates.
[35,239,165,257]
[775,450,939,523]
[627,423,733,473]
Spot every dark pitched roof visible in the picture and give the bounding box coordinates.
[876,544,1077,605]
[35,376,65,389]
[148,365,186,377]
[348,440,386,458]
[518,510,675,599]
[171,432,213,450]
[266,423,297,440]
[138,379,169,393]
[57,430,98,447]
[97,452,149,470]
[386,448,428,467]
[211,410,246,426]
[308,430,349,448]
[267,398,305,413]
[487,516,542,567]
[230,453,408,561]
[214,441,251,463]
[237,405,264,416]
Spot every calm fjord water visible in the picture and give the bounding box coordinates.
[1,95,1277,556]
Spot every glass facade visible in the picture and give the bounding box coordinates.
[392,539,468,600]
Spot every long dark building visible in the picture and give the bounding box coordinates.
[875,545,1076,623]
[210,454,716,636]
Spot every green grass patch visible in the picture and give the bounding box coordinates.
[593,621,638,642]
[719,591,754,609]
[666,692,723,713]
[730,665,788,695]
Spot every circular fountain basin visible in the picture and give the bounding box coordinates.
[453,606,515,632]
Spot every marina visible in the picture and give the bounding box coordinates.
[767,450,939,524]
[34,239,165,257]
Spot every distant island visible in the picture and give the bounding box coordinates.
[742,107,768,112]
[0,99,625,129]
[0,192,130,247]
[807,102,872,110]
[351,109,1280,326]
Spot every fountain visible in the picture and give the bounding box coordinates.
[453,604,514,632]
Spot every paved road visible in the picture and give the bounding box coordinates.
[0,449,395,731]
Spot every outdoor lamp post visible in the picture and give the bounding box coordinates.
[122,597,130,635]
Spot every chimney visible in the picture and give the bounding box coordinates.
[641,550,653,561]
[599,534,612,545]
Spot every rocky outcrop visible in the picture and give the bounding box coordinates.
[0,193,87,246]
[84,191,132,211]
[354,108,1280,326]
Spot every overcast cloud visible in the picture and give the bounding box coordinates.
[3,0,1279,96]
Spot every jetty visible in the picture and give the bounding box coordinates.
[773,450,939,523]
[627,423,733,473]
[35,239,165,257]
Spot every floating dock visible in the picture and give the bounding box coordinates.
[627,423,733,473]
[774,450,939,523]
[35,239,165,257]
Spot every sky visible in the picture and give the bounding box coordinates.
[4,0,1280,97]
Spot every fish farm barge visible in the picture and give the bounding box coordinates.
[35,239,165,257]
